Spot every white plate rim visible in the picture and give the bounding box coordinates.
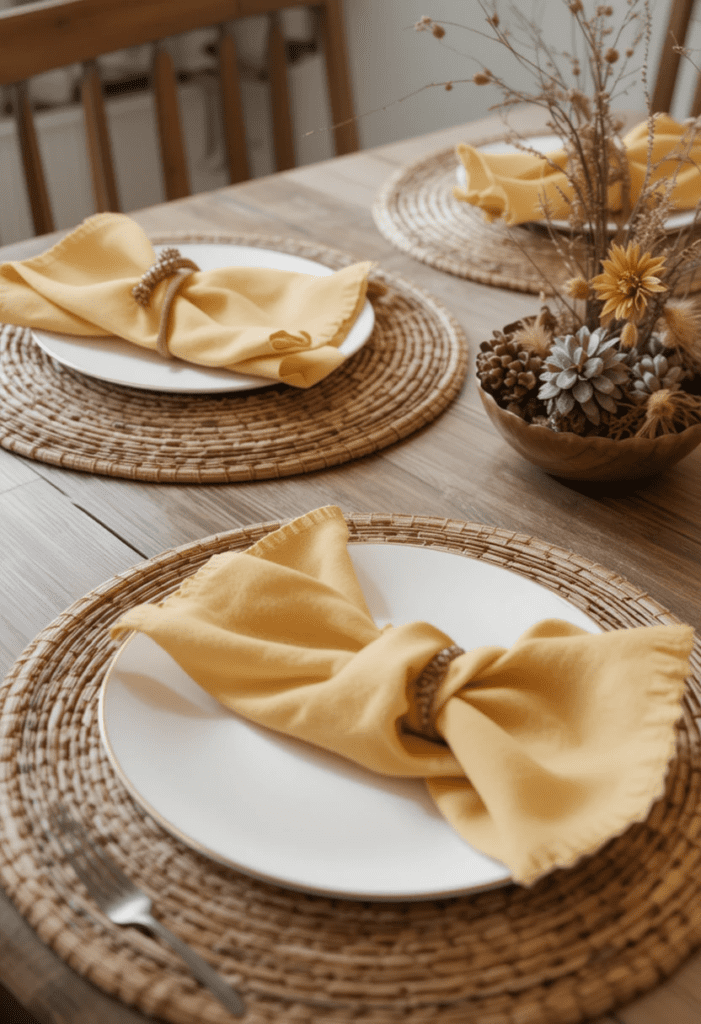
[98,539,603,901]
[30,243,375,394]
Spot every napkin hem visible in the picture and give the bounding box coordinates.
[244,506,345,557]
[304,262,372,352]
[515,624,694,886]
[14,213,132,271]
[114,506,347,618]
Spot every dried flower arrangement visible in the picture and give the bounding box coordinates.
[416,1,701,448]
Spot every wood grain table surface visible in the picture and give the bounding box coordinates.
[1,107,699,1024]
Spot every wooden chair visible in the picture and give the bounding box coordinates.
[652,0,701,114]
[0,0,358,236]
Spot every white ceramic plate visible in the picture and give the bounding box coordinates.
[457,134,695,233]
[30,244,375,394]
[99,541,602,901]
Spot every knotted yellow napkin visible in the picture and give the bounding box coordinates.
[0,213,372,388]
[455,114,701,225]
[111,506,694,885]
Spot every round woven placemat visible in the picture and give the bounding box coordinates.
[1,513,701,1024]
[373,133,701,294]
[0,232,467,482]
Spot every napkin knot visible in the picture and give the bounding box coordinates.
[131,246,201,359]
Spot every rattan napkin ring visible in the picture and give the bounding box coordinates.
[131,247,201,359]
[412,644,465,739]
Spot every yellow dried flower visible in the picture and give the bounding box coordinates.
[488,13,500,26]
[597,5,614,15]
[626,48,634,57]
[659,299,701,351]
[414,15,431,31]
[512,321,552,357]
[444,82,453,91]
[620,322,639,348]
[569,0,583,12]
[565,275,589,300]
[605,48,619,63]
[473,71,491,85]
[591,242,667,323]
[431,23,445,38]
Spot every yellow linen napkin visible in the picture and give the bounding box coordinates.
[455,114,701,225]
[0,213,372,388]
[111,505,693,885]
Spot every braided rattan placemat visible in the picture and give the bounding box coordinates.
[372,136,701,294]
[1,513,701,1024]
[0,233,467,482]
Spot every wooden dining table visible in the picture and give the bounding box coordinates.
[1,107,700,1024]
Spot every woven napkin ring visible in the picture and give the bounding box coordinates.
[131,247,201,359]
[413,644,465,739]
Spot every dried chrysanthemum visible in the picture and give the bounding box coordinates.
[658,299,701,353]
[566,275,590,300]
[591,242,667,323]
[431,23,445,38]
[605,48,619,63]
[473,71,491,85]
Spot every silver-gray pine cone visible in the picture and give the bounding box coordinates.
[627,335,685,402]
[538,326,628,425]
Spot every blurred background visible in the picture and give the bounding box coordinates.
[0,0,694,243]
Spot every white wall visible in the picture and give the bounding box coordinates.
[343,0,681,149]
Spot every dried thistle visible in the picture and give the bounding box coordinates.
[512,321,552,357]
[635,389,701,438]
[566,276,590,300]
[658,300,701,355]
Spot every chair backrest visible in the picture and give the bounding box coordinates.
[0,0,358,236]
[652,0,699,115]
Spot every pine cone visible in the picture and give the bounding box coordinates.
[476,332,545,418]
[626,335,686,402]
[538,326,628,426]
[547,407,587,435]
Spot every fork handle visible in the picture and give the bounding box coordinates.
[138,911,246,1016]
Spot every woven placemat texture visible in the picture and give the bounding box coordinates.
[0,232,467,482]
[1,514,701,1024]
[373,135,701,294]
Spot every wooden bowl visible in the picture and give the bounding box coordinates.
[479,388,701,481]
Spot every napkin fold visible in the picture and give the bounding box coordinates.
[0,213,372,388]
[455,115,701,225]
[111,506,694,885]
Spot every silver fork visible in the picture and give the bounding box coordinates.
[48,806,246,1017]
